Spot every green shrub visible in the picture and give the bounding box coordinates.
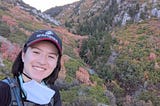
[0,59,13,78]
[63,45,77,59]
[138,91,160,106]
[61,87,78,103]
[90,74,104,85]
[64,58,83,78]
[136,26,147,34]
[0,22,10,37]
[88,85,109,104]
[61,85,109,106]
[8,29,27,45]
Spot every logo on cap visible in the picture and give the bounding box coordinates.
[36,31,58,43]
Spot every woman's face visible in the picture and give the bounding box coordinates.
[22,41,59,82]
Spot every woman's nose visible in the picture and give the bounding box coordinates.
[38,55,47,65]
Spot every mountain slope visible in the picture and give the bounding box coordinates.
[111,18,160,105]
[0,0,110,106]
[45,0,160,105]
[45,0,160,33]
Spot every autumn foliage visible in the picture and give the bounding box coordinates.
[2,15,18,27]
[0,41,21,61]
[76,67,91,85]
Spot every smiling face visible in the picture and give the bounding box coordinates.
[22,41,59,82]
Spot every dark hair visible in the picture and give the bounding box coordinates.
[12,44,62,84]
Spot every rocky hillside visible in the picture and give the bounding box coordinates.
[45,0,160,106]
[0,0,107,106]
[45,0,160,33]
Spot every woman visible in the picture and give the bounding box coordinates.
[0,29,62,106]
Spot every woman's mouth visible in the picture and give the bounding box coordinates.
[33,66,46,71]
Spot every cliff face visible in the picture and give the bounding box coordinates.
[45,0,160,33]
[4,0,61,25]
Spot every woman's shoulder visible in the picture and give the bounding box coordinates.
[0,80,11,94]
[0,80,10,89]
[0,80,11,105]
[49,84,62,106]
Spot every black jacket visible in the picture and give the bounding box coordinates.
[0,80,62,106]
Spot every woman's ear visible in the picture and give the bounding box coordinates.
[22,51,25,62]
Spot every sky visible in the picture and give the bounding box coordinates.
[22,0,80,12]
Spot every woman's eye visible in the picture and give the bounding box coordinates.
[49,55,55,59]
[33,51,40,54]
[48,55,57,59]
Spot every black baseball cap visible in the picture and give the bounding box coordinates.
[24,29,62,55]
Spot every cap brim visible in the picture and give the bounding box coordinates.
[27,38,62,55]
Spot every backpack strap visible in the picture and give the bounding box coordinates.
[2,77,23,106]
[47,84,54,106]
[49,97,54,106]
